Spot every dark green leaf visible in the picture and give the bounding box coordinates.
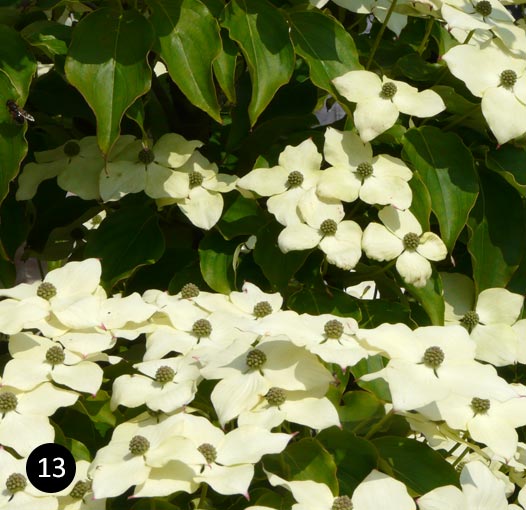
[372,436,459,494]
[214,28,238,104]
[216,194,266,239]
[21,20,71,57]
[223,0,295,125]
[84,199,165,288]
[403,269,444,325]
[287,286,361,320]
[486,145,526,198]
[402,127,479,251]
[65,8,154,155]
[148,0,222,123]
[199,229,237,293]
[289,10,361,99]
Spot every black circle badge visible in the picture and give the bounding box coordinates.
[26,443,76,493]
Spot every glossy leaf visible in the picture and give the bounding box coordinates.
[214,28,238,104]
[21,20,71,57]
[468,172,525,291]
[216,194,266,240]
[486,145,526,198]
[65,8,154,155]
[372,436,459,494]
[402,127,479,251]
[409,171,431,231]
[223,0,295,125]
[148,0,222,123]
[403,269,445,326]
[199,229,236,293]
[289,10,361,99]
[0,25,36,206]
[84,199,165,288]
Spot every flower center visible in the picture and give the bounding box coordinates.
[402,232,420,251]
[356,162,374,179]
[37,282,57,300]
[470,397,490,415]
[0,392,18,413]
[460,310,479,331]
[46,345,65,365]
[475,0,492,16]
[63,140,81,157]
[129,435,150,456]
[138,148,155,164]
[499,69,517,90]
[380,81,397,99]
[265,387,286,406]
[180,283,199,299]
[324,319,344,339]
[286,170,304,188]
[5,473,27,494]
[320,219,338,236]
[422,346,444,370]
[332,495,353,510]
[246,348,267,369]
[192,318,212,338]
[253,301,272,318]
[198,443,217,464]
[91,214,103,226]
[189,171,204,188]
[70,480,92,499]
[155,365,175,384]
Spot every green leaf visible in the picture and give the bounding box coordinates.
[148,0,222,123]
[223,0,295,125]
[351,355,391,402]
[65,8,154,155]
[486,145,526,198]
[358,299,412,328]
[289,10,361,99]
[372,436,459,495]
[402,127,479,251]
[467,172,526,291]
[216,194,266,239]
[21,20,71,57]
[84,199,165,288]
[253,222,310,290]
[317,428,379,494]
[199,229,237,293]
[263,438,338,493]
[287,286,361,320]
[339,391,385,434]
[403,269,444,326]
[409,171,431,231]
[0,25,36,205]
[214,28,238,104]
[0,193,30,261]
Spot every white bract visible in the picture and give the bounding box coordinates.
[278,188,363,270]
[236,139,323,225]
[442,42,526,144]
[317,128,413,209]
[361,206,447,287]
[332,70,445,141]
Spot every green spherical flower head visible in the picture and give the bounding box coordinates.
[500,69,517,90]
[6,473,27,494]
[91,214,103,226]
[332,495,353,510]
[70,480,92,499]
[198,443,217,464]
[380,81,397,100]
[471,397,490,415]
[192,318,212,338]
[246,348,267,369]
[37,281,57,300]
[180,283,199,299]
[63,140,81,158]
[253,300,272,318]
[475,0,492,16]
[138,147,155,164]
[403,232,420,251]
[189,171,204,188]
[129,435,150,456]
[460,310,479,331]
[324,319,344,339]
[286,170,304,188]
[46,345,65,365]
[155,365,175,384]
[0,392,18,413]
[265,387,286,407]
[320,219,338,237]
[356,162,374,179]
[422,346,444,370]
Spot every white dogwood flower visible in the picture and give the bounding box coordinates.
[333,71,445,142]
[362,206,447,287]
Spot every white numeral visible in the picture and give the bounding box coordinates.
[38,457,66,478]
